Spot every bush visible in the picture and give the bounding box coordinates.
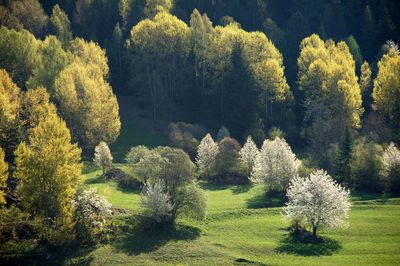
[168,122,206,159]
[135,146,207,223]
[212,137,247,184]
[350,138,383,192]
[0,206,36,242]
[380,143,400,194]
[73,189,113,245]
[140,182,173,224]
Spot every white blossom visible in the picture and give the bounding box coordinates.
[196,133,219,173]
[382,142,400,177]
[380,142,400,192]
[239,136,259,176]
[94,141,113,174]
[283,170,351,236]
[251,137,300,192]
[74,188,113,229]
[140,182,173,223]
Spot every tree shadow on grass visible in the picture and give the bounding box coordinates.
[246,192,286,209]
[230,184,253,194]
[84,175,106,184]
[113,222,201,255]
[276,232,341,256]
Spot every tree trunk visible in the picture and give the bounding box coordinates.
[312,226,317,237]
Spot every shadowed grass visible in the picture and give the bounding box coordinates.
[276,233,341,256]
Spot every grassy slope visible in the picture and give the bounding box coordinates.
[73,165,400,266]
[109,95,167,162]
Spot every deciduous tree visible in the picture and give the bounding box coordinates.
[284,170,351,237]
[14,113,82,242]
[196,133,219,175]
[372,47,400,134]
[239,136,259,177]
[94,141,113,175]
[251,137,300,193]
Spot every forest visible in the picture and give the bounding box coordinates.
[0,0,400,265]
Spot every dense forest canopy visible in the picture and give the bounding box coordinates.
[0,0,399,160]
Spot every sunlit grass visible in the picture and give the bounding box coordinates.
[75,164,400,265]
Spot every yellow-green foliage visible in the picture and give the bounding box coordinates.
[0,148,8,205]
[0,69,20,125]
[55,62,121,147]
[298,34,363,128]
[0,27,39,87]
[69,37,109,77]
[14,113,82,233]
[22,86,58,131]
[26,35,71,93]
[0,69,22,159]
[372,48,400,127]
[144,0,174,18]
[130,11,191,61]
[208,24,290,101]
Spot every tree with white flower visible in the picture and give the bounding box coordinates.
[380,143,400,193]
[74,189,113,243]
[239,136,259,177]
[94,141,113,175]
[283,170,351,237]
[196,133,219,176]
[140,181,174,224]
[251,137,300,193]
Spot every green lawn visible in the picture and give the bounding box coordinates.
[71,164,400,266]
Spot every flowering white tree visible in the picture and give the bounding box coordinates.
[140,182,173,224]
[94,141,113,175]
[380,143,400,193]
[74,189,113,243]
[251,137,300,192]
[196,133,219,175]
[283,170,351,237]
[239,136,259,177]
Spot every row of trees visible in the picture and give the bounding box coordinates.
[195,129,400,195]
[92,138,352,238]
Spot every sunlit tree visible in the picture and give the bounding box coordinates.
[94,141,113,175]
[196,133,219,175]
[251,137,300,193]
[284,170,351,237]
[239,136,259,177]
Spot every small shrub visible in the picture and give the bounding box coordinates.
[73,189,113,245]
[212,137,247,184]
[350,138,383,192]
[380,143,400,194]
[0,206,36,242]
[168,122,206,159]
[140,182,173,224]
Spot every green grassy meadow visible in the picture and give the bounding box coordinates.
[65,164,400,266]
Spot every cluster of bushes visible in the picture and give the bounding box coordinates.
[124,145,207,225]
